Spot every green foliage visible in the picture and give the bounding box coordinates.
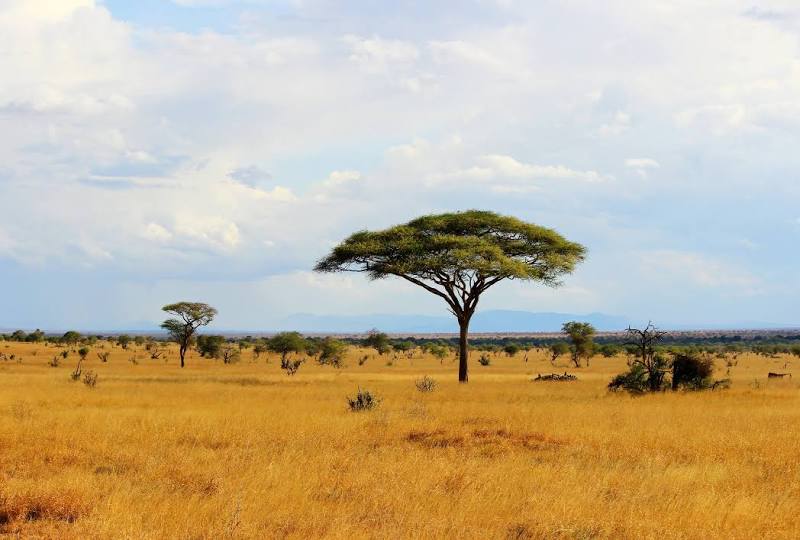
[363,329,391,355]
[562,321,596,367]
[608,364,649,394]
[268,332,307,360]
[598,344,622,358]
[315,210,586,382]
[25,329,45,343]
[252,340,268,359]
[197,335,226,358]
[427,344,449,362]
[318,338,347,368]
[791,345,800,358]
[161,301,217,368]
[78,347,90,360]
[61,331,82,345]
[478,354,491,366]
[391,340,414,353]
[671,353,715,391]
[315,210,586,285]
[549,342,570,364]
[503,343,521,357]
[116,335,132,349]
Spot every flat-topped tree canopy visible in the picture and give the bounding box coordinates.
[314,210,586,382]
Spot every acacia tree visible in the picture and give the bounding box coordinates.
[314,210,585,382]
[562,321,596,367]
[161,302,217,368]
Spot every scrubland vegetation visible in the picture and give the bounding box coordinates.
[1,334,799,539]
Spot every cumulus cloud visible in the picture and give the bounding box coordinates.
[429,154,610,192]
[1,0,800,327]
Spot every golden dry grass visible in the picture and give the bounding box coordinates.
[1,340,799,539]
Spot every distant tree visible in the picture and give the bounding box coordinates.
[611,323,669,393]
[78,347,90,360]
[197,335,226,358]
[61,331,83,346]
[10,330,26,342]
[671,352,714,390]
[161,302,217,368]
[391,340,414,353]
[318,337,347,368]
[562,321,596,367]
[268,332,307,363]
[220,344,241,364]
[790,344,800,359]
[133,335,146,347]
[503,343,521,357]
[549,342,570,365]
[598,343,621,358]
[253,341,268,360]
[116,334,132,350]
[314,210,586,382]
[25,329,45,343]
[364,329,391,355]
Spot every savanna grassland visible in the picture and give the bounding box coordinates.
[1,340,799,539]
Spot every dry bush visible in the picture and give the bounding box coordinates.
[347,388,380,412]
[415,375,438,392]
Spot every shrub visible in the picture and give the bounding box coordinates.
[82,370,98,388]
[608,363,649,394]
[60,350,69,359]
[671,353,714,390]
[70,360,83,382]
[549,342,570,365]
[363,329,391,355]
[197,335,226,358]
[415,375,437,392]
[503,343,521,357]
[598,344,621,358]
[318,338,347,368]
[347,388,380,412]
[221,345,241,364]
[97,352,110,363]
[281,357,303,376]
[48,356,60,368]
[478,354,491,366]
[78,347,90,360]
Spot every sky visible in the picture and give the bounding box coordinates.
[1,0,799,331]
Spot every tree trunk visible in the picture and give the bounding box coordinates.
[458,317,470,383]
[179,344,186,368]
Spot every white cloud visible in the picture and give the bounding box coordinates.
[343,34,419,73]
[1,0,800,326]
[429,153,610,192]
[639,250,761,294]
[625,158,660,178]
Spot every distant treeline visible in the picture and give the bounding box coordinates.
[5,328,800,358]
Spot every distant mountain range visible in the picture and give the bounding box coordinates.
[280,310,633,334]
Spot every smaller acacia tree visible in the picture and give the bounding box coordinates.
[549,342,570,366]
[268,332,307,363]
[161,302,217,368]
[562,321,596,367]
[364,329,391,355]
